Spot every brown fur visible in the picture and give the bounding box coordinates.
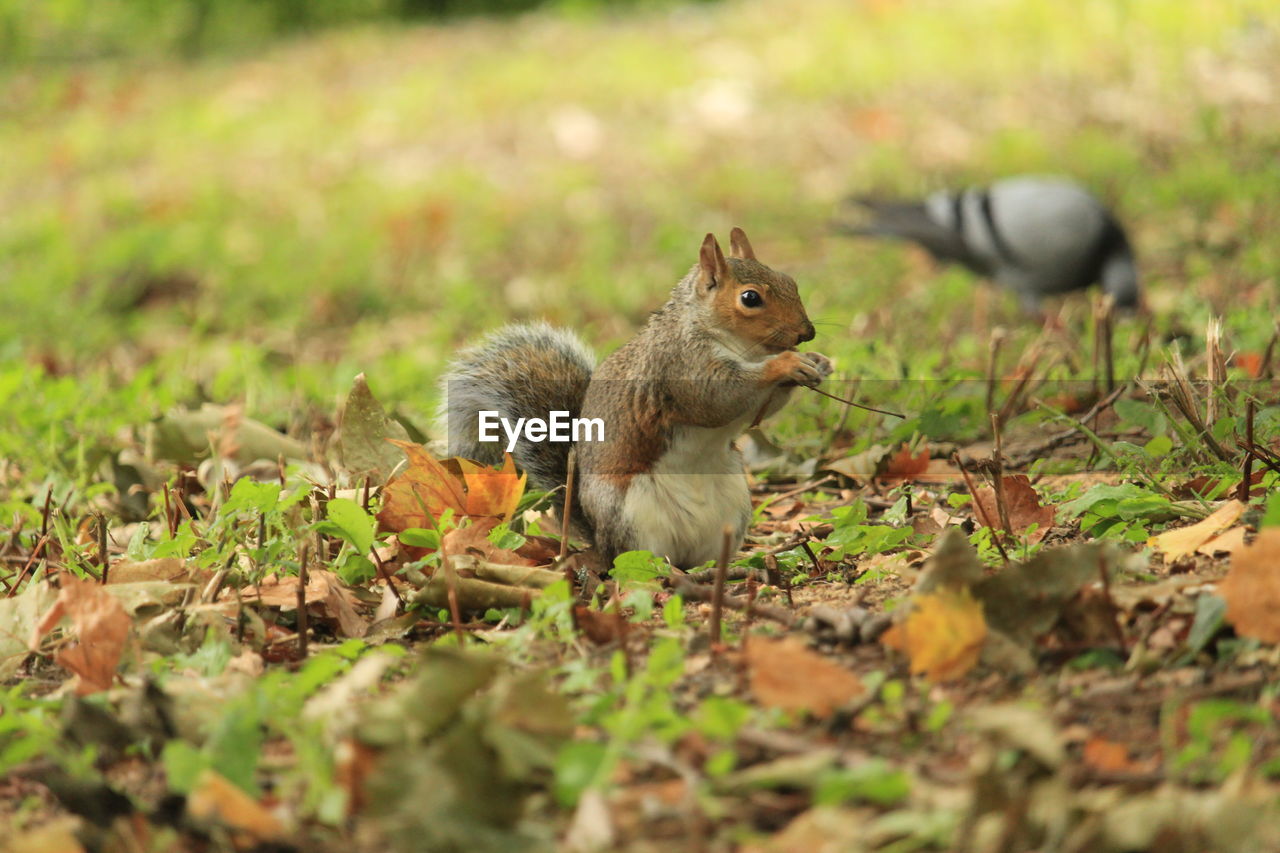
[442,229,831,568]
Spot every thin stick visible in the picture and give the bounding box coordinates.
[763,553,792,608]
[953,453,1009,564]
[986,328,1006,415]
[1260,323,1279,379]
[297,543,310,659]
[560,448,577,564]
[38,487,53,560]
[1206,317,1223,425]
[673,577,793,626]
[1238,400,1256,503]
[806,385,905,419]
[741,574,759,645]
[369,546,403,605]
[7,534,49,597]
[1101,296,1115,393]
[162,483,175,537]
[445,556,466,647]
[989,415,1014,538]
[97,515,109,584]
[709,525,733,646]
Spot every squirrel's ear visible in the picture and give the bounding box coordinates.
[698,233,729,289]
[728,227,756,261]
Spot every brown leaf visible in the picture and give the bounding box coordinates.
[973,474,1056,543]
[1148,500,1247,564]
[879,443,930,482]
[235,569,367,638]
[107,557,199,584]
[440,523,535,568]
[1219,528,1280,643]
[1082,735,1157,775]
[377,441,525,539]
[881,588,986,682]
[31,576,131,695]
[572,606,629,646]
[745,636,863,718]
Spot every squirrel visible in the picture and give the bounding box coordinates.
[440,228,832,569]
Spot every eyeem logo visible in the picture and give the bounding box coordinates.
[478,410,604,453]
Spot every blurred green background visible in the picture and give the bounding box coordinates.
[1,0,1277,489]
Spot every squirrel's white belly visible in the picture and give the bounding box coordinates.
[621,424,751,568]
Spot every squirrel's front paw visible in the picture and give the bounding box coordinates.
[767,350,831,388]
[801,352,834,381]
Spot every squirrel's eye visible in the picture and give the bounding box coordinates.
[740,289,762,308]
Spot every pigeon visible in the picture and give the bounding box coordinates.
[836,176,1140,312]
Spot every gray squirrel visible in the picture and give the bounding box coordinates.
[441,228,832,569]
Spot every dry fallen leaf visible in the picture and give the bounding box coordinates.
[745,636,863,718]
[572,606,629,646]
[1218,528,1280,644]
[441,523,535,568]
[107,557,198,584]
[879,443,931,482]
[31,575,132,695]
[1148,500,1246,563]
[1197,525,1248,557]
[235,569,367,638]
[377,441,526,538]
[881,588,987,682]
[1082,735,1139,773]
[187,769,284,841]
[973,474,1056,544]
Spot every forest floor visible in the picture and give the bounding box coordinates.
[2,0,1280,850]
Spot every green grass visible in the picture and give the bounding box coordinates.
[2,0,1278,495]
[3,3,1280,846]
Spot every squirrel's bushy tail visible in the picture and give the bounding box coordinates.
[439,322,595,496]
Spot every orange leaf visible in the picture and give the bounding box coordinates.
[187,769,284,841]
[880,443,930,481]
[31,576,131,695]
[1219,528,1280,644]
[1082,736,1138,773]
[1234,352,1263,378]
[1147,500,1246,564]
[973,474,1056,544]
[457,453,527,520]
[745,636,863,718]
[376,440,526,536]
[881,588,986,682]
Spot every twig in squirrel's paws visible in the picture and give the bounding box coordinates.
[806,385,906,419]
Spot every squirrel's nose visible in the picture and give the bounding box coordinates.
[797,322,816,344]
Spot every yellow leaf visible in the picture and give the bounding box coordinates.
[882,588,986,682]
[1219,528,1280,644]
[1148,500,1246,563]
[376,441,525,539]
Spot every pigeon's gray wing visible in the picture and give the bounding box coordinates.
[837,196,994,276]
[978,178,1118,298]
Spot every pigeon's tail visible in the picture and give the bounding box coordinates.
[834,197,972,265]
